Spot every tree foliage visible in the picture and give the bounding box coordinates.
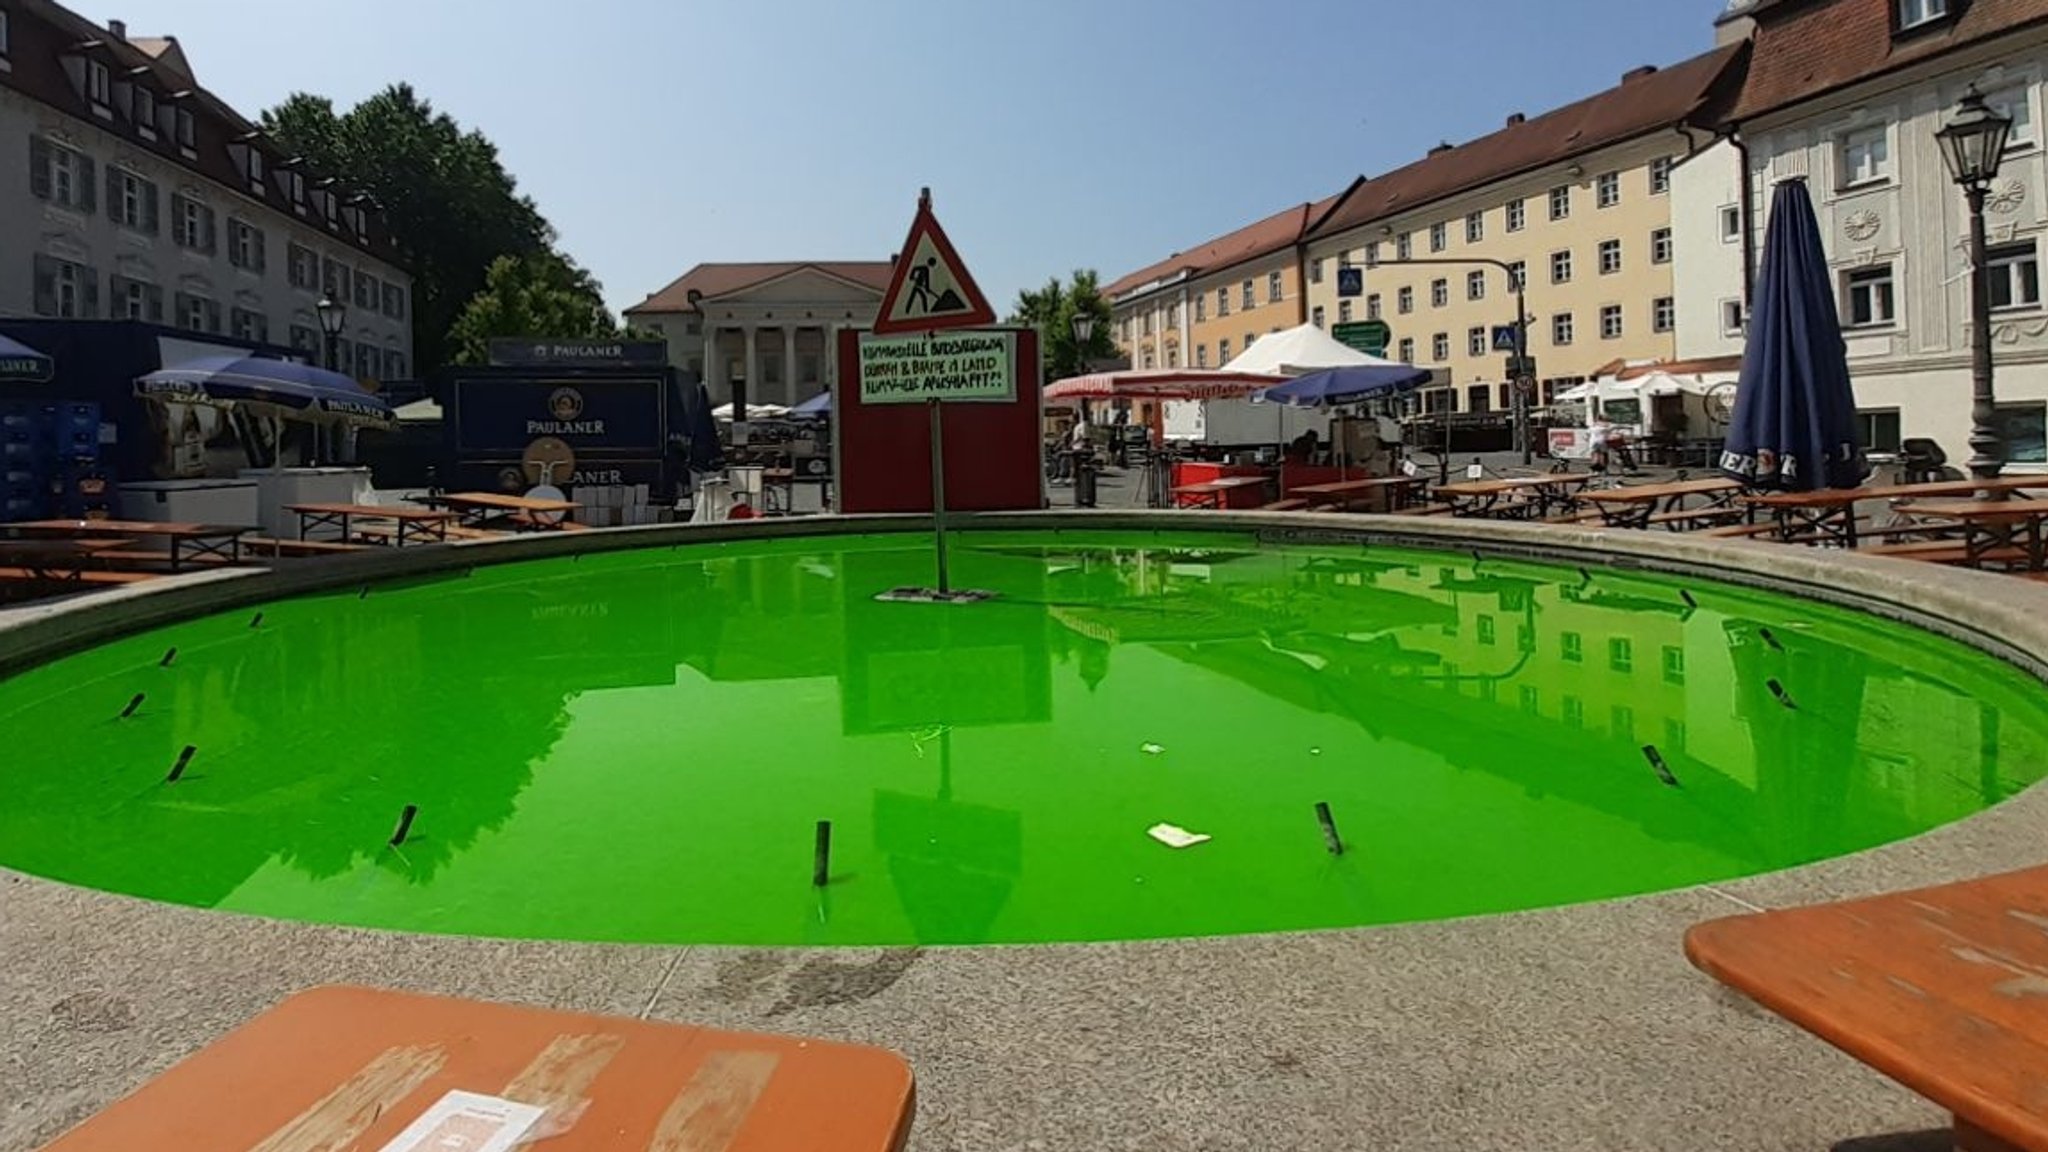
[261,84,555,374]
[1007,269,1118,384]
[447,252,625,365]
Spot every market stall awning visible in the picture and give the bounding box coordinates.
[0,334,56,383]
[1252,362,1431,408]
[1044,368,1284,403]
[135,354,394,426]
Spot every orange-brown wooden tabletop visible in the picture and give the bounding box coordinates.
[1684,864,2048,1152]
[37,985,915,1152]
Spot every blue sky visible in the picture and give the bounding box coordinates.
[104,0,1729,316]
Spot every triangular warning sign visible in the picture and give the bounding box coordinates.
[872,192,997,335]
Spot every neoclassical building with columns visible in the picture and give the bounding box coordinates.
[623,261,892,407]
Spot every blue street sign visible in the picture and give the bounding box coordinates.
[1491,325,1521,352]
[1336,267,1364,298]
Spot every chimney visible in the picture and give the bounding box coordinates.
[1506,113,1526,127]
[889,252,899,266]
[1428,141,1454,157]
[1622,65,1658,83]
[107,18,127,39]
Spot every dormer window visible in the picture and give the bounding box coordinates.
[132,86,157,139]
[1,10,15,70]
[173,104,195,152]
[1897,0,1950,31]
[87,59,112,110]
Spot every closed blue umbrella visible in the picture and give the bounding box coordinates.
[1253,362,1432,408]
[1721,179,1864,491]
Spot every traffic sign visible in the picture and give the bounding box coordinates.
[1335,267,1364,298]
[1491,325,1522,352]
[1503,354,1537,379]
[1332,319,1391,357]
[872,189,997,335]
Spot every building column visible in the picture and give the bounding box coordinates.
[783,326,799,406]
[741,326,759,409]
[822,324,839,391]
[701,326,721,396]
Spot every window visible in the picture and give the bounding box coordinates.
[1335,300,1352,323]
[288,244,318,290]
[1897,0,1949,30]
[1431,278,1448,308]
[1609,637,1634,674]
[290,324,319,354]
[355,342,379,379]
[87,59,111,108]
[1397,337,1415,363]
[1661,646,1686,686]
[1988,86,2036,150]
[354,270,376,310]
[1309,258,1324,285]
[110,169,158,233]
[1552,312,1575,345]
[1506,260,1526,289]
[1721,299,1746,335]
[174,291,220,333]
[1550,250,1573,284]
[174,106,195,151]
[1549,185,1571,221]
[1468,327,1488,357]
[1218,338,1231,361]
[1195,344,1208,368]
[1397,286,1414,314]
[1311,305,1326,329]
[1598,239,1622,276]
[1466,383,1490,412]
[1844,265,1897,327]
[32,255,96,318]
[110,275,163,322]
[230,307,268,344]
[1839,125,1891,187]
[1596,172,1620,208]
[1561,632,1583,663]
[1430,222,1447,252]
[1241,280,1254,309]
[1467,270,1485,301]
[1652,227,1673,265]
[1651,155,1674,195]
[1856,409,1903,454]
[1244,331,1255,349]
[1506,198,1526,232]
[228,219,265,271]
[1140,313,1152,337]
[1216,287,1229,317]
[323,257,349,300]
[1267,270,1283,303]
[1194,295,1205,322]
[1396,233,1412,260]
[29,137,94,211]
[132,86,157,135]
[1994,403,2047,465]
[1989,242,2041,310]
[172,195,215,253]
[1363,295,1379,320]
[1432,332,1450,362]
[0,9,10,62]
[1653,296,1676,333]
[1466,211,1484,244]
[1364,242,1380,268]
[1600,304,1624,340]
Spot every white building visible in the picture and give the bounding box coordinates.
[0,2,413,378]
[1673,0,2048,468]
[624,261,890,408]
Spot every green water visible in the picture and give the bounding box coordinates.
[1,529,2044,946]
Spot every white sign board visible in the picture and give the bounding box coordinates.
[858,330,1015,405]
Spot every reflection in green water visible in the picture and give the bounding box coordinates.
[0,530,2042,946]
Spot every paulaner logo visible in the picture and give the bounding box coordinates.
[526,387,607,435]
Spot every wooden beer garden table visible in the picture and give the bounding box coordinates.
[1434,474,1589,520]
[1878,498,2048,570]
[431,491,581,530]
[1742,475,2048,549]
[3,519,254,570]
[285,502,457,547]
[1289,475,1427,512]
[1575,476,1746,530]
[34,985,915,1152]
[1170,475,1271,509]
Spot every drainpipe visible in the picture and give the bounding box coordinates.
[1294,239,1310,327]
[1726,124,1758,313]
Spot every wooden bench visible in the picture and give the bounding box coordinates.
[0,566,157,586]
[89,548,236,569]
[1647,506,1744,529]
[242,537,375,557]
[1389,502,1454,517]
[1686,864,2048,1152]
[1695,521,1784,539]
[1863,541,2031,567]
[1261,498,1311,511]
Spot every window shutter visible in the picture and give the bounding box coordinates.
[110,274,130,315]
[29,137,50,200]
[105,165,119,221]
[203,206,217,254]
[206,299,221,333]
[174,291,191,328]
[78,156,96,213]
[147,284,165,322]
[31,255,56,316]
[82,266,100,318]
[255,230,268,273]
[142,182,159,234]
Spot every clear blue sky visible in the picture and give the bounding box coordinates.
[103,0,1729,316]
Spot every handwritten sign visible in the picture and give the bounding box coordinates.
[858,331,1016,405]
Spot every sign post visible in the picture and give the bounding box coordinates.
[863,189,1003,603]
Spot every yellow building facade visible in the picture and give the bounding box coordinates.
[1105,201,1323,373]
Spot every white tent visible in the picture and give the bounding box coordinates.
[1221,322,1390,377]
[393,397,442,423]
[713,401,788,421]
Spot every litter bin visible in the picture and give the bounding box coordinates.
[1073,453,1098,508]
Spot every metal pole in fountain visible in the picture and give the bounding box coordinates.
[929,396,951,595]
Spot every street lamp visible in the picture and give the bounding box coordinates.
[1936,84,2014,483]
[1070,312,1096,423]
[315,293,346,373]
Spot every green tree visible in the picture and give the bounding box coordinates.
[262,85,553,374]
[1006,269,1118,385]
[446,252,625,365]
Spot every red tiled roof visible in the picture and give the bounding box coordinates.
[1727,0,2048,122]
[628,262,894,314]
[1102,196,1337,301]
[1308,45,1746,240]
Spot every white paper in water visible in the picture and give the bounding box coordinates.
[1147,822,1210,849]
[373,1090,546,1152]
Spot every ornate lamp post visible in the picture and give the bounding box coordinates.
[1936,85,2014,483]
[1069,312,1096,423]
[315,293,347,373]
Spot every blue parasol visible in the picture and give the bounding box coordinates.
[1253,362,1432,409]
[0,334,55,383]
[791,390,832,418]
[136,354,394,425]
[1721,179,1864,491]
